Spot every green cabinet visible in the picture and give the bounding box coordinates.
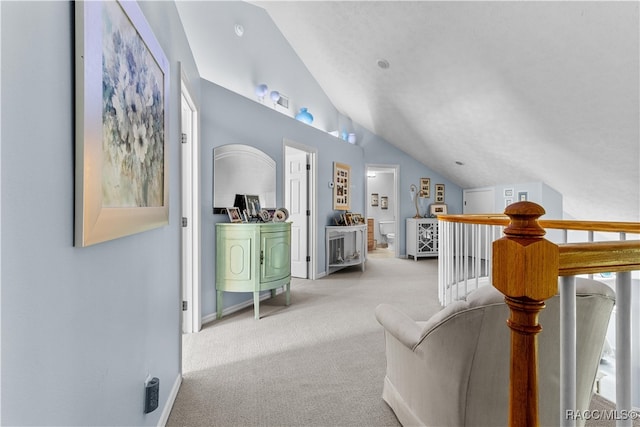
[216,222,291,319]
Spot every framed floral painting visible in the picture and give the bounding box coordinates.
[75,0,169,246]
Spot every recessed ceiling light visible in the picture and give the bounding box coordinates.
[377,59,390,69]
[234,24,244,37]
[455,161,464,166]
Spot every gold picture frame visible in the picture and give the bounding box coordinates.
[75,1,170,246]
[333,162,351,210]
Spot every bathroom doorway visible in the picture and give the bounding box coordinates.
[365,164,399,258]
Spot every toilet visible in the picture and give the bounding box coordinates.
[379,221,396,251]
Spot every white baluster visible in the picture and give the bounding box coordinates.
[616,271,632,427]
[464,223,469,296]
[473,224,483,289]
[455,222,461,300]
[560,275,576,427]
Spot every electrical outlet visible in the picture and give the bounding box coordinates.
[144,377,159,414]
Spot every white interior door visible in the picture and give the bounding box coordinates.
[285,146,308,278]
[463,188,496,214]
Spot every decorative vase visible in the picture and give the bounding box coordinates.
[255,84,268,101]
[295,108,314,124]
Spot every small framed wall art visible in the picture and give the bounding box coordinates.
[435,184,445,203]
[333,162,351,210]
[371,193,379,207]
[420,178,430,198]
[381,196,389,210]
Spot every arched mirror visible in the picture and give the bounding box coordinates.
[213,144,276,213]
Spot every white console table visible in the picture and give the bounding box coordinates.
[325,225,367,275]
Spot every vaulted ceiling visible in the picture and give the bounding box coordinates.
[178,1,639,222]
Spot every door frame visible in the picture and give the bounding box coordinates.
[180,64,201,334]
[365,164,400,258]
[283,139,317,280]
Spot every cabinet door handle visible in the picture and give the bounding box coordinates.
[260,250,264,265]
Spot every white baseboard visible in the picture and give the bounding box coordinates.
[158,373,182,427]
[202,289,286,325]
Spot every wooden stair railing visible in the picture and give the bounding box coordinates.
[492,202,559,427]
[491,201,640,427]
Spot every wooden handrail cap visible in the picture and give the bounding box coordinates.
[504,201,546,238]
[504,201,545,217]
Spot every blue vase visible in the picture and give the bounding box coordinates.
[295,108,313,124]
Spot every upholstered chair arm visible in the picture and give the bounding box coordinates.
[375,304,423,349]
[376,301,471,350]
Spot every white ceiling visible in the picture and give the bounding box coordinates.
[178,1,639,222]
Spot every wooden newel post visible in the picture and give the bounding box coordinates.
[492,202,559,427]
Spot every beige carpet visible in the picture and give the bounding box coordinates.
[169,257,441,426]
[168,257,634,427]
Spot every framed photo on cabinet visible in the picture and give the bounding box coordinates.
[227,207,243,223]
[333,162,351,210]
[430,204,448,216]
[244,194,261,216]
[74,0,170,247]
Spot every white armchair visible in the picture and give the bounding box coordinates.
[375,278,615,427]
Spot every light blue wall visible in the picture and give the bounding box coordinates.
[1,1,199,425]
[491,181,563,219]
[194,0,465,318]
[1,1,464,423]
[201,80,463,318]
[201,81,366,315]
